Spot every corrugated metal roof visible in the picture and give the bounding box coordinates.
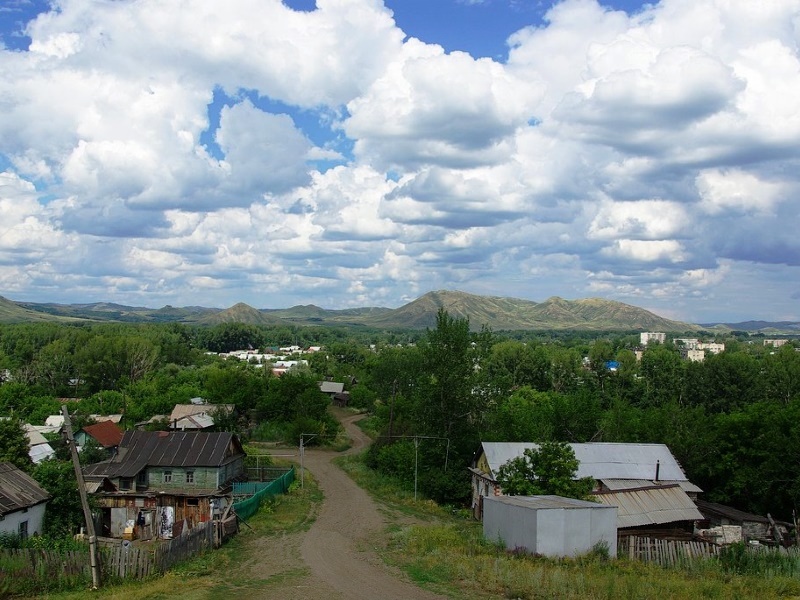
[594,484,703,528]
[488,495,616,511]
[83,431,243,479]
[0,462,50,516]
[319,381,345,394]
[24,425,50,446]
[173,414,215,430]
[601,478,703,494]
[29,443,55,464]
[695,499,773,525]
[169,404,234,422]
[480,442,690,482]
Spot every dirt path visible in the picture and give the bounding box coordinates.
[296,413,447,600]
[242,413,449,600]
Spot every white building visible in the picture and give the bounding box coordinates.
[640,332,666,346]
[0,462,50,539]
[483,495,617,558]
[764,339,789,348]
[698,342,725,355]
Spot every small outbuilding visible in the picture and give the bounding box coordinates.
[483,495,617,558]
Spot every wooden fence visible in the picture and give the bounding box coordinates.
[619,535,719,567]
[0,520,220,592]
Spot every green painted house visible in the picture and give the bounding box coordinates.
[83,431,246,539]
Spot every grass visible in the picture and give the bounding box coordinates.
[26,473,323,600]
[336,450,800,600]
[335,453,452,521]
[353,413,382,439]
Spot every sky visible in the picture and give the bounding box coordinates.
[0,0,799,324]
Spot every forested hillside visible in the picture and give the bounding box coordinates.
[1,317,799,523]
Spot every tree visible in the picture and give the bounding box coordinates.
[640,345,685,406]
[31,459,88,537]
[487,387,557,442]
[0,417,33,472]
[495,441,594,500]
[415,308,478,442]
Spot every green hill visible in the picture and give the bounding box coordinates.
[362,290,699,331]
[198,302,283,326]
[0,290,719,332]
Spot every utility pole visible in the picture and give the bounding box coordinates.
[61,406,101,589]
[388,379,397,440]
[414,437,419,501]
[299,433,318,489]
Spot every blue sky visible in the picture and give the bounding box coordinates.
[0,0,799,324]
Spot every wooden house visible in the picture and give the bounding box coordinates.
[83,431,245,540]
[0,462,50,540]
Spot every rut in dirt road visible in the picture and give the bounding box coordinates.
[299,414,448,600]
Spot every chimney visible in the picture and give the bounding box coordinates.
[655,460,660,482]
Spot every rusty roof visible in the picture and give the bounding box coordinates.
[81,420,124,448]
[0,462,50,516]
[83,431,244,479]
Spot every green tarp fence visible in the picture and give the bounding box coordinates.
[232,466,295,521]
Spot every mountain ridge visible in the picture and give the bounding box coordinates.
[2,291,796,333]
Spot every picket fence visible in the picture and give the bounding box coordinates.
[619,535,719,567]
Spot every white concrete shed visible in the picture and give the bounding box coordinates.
[483,495,617,558]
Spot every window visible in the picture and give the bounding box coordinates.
[120,478,132,490]
[186,498,199,507]
[19,520,28,540]
[137,471,147,486]
[164,471,172,483]
[186,471,194,484]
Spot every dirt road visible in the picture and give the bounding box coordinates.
[296,414,447,599]
[248,413,448,600]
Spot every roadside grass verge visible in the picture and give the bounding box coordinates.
[29,474,323,600]
[336,450,800,600]
[353,413,382,439]
[335,452,452,521]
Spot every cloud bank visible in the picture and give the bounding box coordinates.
[1,0,799,322]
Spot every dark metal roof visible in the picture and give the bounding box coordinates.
[0,462,50,516]
[83,431,244,479]
[695,499,779,525]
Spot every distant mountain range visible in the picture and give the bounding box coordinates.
[1,290,797,333]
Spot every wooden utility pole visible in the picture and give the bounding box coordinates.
[61,406,101,589]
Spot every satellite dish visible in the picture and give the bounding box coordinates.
[122,540,132,548]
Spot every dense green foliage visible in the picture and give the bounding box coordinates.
[2,317,800,524]
[0,417,33,471]
[31,459,88,538]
